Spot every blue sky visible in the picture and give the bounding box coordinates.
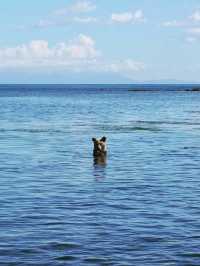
[0,0,200,83]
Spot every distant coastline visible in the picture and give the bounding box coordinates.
[128,87,200,92]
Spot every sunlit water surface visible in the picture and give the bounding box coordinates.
[0,84,200,265]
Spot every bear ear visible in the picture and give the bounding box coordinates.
[92,138,97,142]
[100,136,106,142]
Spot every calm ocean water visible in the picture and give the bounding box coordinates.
[1,84,200,265]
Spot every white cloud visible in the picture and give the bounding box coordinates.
[134,10,145,22]
[0,35,100,68]
[108,59,145,73]
[187,10,200,40]
[162,9,200,42]
[186,36,197,43]
[70,0,96,13]
[111,10,146,24]
[73,16,98,23]
[33,16,98,29]
[163,9,200,29]
[55,1,96,16]
[34,19,58,29]
[186,26,200,42]
[190,10,200,22]
[187,27,200,35]
[111,12,133,23]
[162,20,186,27]
[32,1,97,29]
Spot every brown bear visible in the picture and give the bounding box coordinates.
[92,136,107,156]
[92,136,107,164]
[92,137,107,165]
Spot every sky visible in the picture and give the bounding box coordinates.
[0,0,200,83]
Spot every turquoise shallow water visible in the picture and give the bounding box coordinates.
[1,84,200,265]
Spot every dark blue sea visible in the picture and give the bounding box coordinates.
[1,84,200,266]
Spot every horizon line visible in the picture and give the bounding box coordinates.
[0,82,200,85]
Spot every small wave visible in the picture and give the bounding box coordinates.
[95,124,160,132]
[181,252,200,258]
[94,119,200,133]
[130,120,200,126]
[0,119,198,135]
[55,255,77,261]
[0,126,160,135]
[141,236,166,243]
[187,111,200,114]
[48,242,80,250]
[0,128,65,134]
[84,257,109,264]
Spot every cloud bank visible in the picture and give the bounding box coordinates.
[0,35,145,78]
[0,35,100,68]
[31,2,146,29]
